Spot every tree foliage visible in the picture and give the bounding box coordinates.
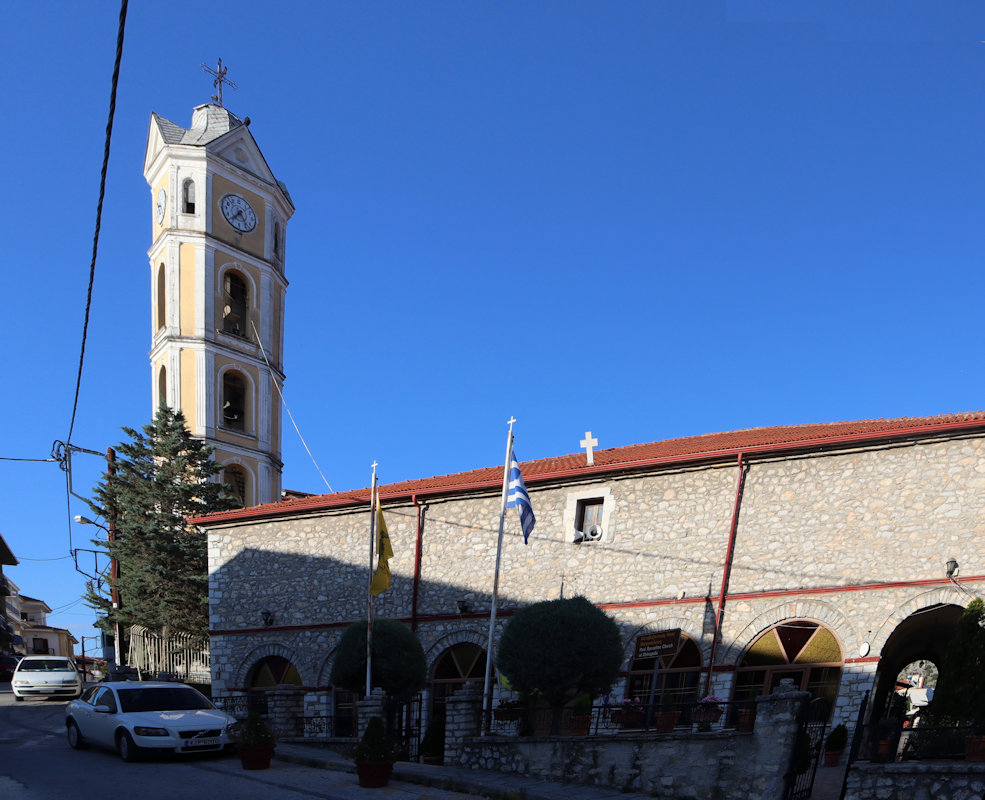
[330,618,427,701]
[84,406,236,638]
[930,597,985,724]
[496,595,623,706]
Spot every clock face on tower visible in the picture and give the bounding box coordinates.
[220,193,257,233]
[156,188,167,224]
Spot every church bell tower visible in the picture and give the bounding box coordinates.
[143,101,292,506]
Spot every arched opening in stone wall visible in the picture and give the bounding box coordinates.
[625,633,703,706]
[733,620,843,720]
[429,642,486,721]
[871,604,961,722]
[247,655,302,688]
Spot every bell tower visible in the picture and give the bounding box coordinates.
[143,103,292,506]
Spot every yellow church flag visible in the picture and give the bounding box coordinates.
[370,503,393,596]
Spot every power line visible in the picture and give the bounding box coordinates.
[0,456,57,463]
[65,0,129,445]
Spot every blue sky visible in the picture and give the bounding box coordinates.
[1,2,983,643]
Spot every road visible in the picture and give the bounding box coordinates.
[0,685,477,800]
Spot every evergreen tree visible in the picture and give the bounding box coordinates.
[84,406,236,639]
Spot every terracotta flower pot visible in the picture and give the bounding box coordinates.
[356,759,394,788]
[618,708,643,729]
[693,705,723,724]
[966,735,985,762]
[824,749,843,767]
[654,710,680,733]
[568,714,591,735]
[238,744,275,770]
[736,708,755,732]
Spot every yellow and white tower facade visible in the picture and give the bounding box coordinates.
[143,104,292,506]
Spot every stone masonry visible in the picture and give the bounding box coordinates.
[199,420,985,742]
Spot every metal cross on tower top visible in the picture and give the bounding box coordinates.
[201,58,238,107]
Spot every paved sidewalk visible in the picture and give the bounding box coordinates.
[275,741,656,800]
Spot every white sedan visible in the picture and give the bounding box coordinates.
[65,682,237,761]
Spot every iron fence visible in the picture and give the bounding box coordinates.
[853,721,982,762]
[486,698,759,736]
[213,693,269,719]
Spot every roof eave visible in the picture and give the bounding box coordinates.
[190,416,985,528]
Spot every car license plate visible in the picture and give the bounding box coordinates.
[183,737,220,748]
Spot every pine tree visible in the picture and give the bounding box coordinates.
[84,406,236,639]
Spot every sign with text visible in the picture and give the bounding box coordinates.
[634,629,681,660]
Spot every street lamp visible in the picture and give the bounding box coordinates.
[74,514,121,668]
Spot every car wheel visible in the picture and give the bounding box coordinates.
[67,720,88,750]
[117,730,141,762]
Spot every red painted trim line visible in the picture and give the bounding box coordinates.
[209,576,984,637]
[844,656,882,664]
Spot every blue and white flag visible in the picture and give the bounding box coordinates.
[506,450,536,544]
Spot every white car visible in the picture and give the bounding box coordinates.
[11,655,83,700]
[65,682,237,761]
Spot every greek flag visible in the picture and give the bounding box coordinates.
[506,450,536,544]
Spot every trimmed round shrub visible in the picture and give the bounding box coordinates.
[496,595,623,706]
[330,618,426,701]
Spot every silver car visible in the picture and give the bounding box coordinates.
[11,655,83,700]
[65,682,236,761]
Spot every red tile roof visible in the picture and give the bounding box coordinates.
[191,411,985,525]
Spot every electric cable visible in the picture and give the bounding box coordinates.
[65,0,129,445]
[250,319,333,492]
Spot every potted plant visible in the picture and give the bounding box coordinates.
[613,696,644,728]
[420,716,445,765]
[231,712,276,770]
[496,596,623,737]
[654,705,681,733]
[354,716,396,787]
[493,698,525,721]
[693,696,725,727]
[824,723,848,766]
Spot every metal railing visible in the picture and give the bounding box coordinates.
[212,693,269,719]
[853,720,983,762]
[486,698,759,736]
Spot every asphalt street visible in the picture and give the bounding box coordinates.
[0,685,481,800]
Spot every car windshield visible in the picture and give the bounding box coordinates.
[117,687,214,713]
[17,659,74,672]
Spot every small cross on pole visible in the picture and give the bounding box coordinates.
[580,431,598,466]
[201,58,238,107]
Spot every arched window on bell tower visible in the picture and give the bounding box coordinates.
[222,371,247,432]
[158,365,167,408]
[222,465,248,508]
[156,263,166,331]
[182,179,196,214]
[222,271,248,337]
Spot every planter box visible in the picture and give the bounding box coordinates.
[693,705,723,724]
[654,710,680,733]
[356,760,394,788]
[238,744,275,770]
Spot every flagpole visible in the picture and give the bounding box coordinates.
[366,462,379,698]
[481,416,516,733]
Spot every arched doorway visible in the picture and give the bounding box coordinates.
[872,604,962,721]
[625,634,703,707]
[733,620,842,720]
[429,642,486,719]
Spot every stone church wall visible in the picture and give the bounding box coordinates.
[206,431,985,718]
